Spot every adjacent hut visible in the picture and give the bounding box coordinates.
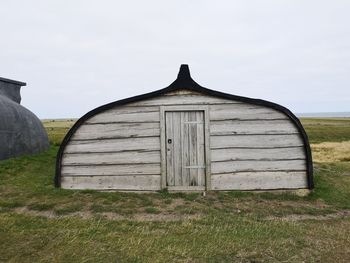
[55,65,313,191]
[0,77,49,160]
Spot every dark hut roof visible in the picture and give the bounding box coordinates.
[0,77,26,86]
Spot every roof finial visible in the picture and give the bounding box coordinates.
[177,64,191,80]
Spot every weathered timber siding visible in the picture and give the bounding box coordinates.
[60,89,308,190]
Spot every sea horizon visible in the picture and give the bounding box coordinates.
[296,112,350,117]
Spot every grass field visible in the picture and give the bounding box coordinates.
[0,118,349,262]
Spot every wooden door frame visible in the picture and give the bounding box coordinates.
[160,105,211,191]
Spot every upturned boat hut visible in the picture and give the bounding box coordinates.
[0,77,49,160]
[55,65,313,191]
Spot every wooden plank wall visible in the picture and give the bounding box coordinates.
[61,105,162,190]
[208,103,308,190]
[60,89,308,190]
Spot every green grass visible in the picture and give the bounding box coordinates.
[0,118,349,262]
[42,119,75,145]
[301,118,350,143]
[144,207,160,214]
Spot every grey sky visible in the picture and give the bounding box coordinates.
[1,0,349,118]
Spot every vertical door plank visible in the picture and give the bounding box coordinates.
[173,112,182,186]
[160,107,166,189]
[165,112,174,186]
[189,112,198,186]
[182,112,190,186]
[197,112,206,186]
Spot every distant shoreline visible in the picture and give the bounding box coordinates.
[296,112,350,118]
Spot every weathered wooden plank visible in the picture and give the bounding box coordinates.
[167,186,205,191]
[165,112,174,186]
[189,112,198,186]
[86,106,160,124]
[181,112,190,186]
[61,175,161,190]
[71,122,160,140]
[65,137,160,153]
[211,171,308,190]
[211,159,306,174]
[203,106,211,190]
[209,104,287,120]
[173,112,182,186]
[210,134,304,149]
[210,120,299,135]
[62,151,160,165]
[127,94,240,106]
[196,111,206,187]
[160,106,167,188]
[211,147,305,162]
[61,164,161,176]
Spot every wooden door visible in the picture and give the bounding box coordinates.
[165,111,206,189]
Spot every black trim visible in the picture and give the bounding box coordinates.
[55,64,313,189]
[0,77,26,86]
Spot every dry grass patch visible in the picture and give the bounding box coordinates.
[11,206,203,222]
[311,141,350,162]
[267,210,350,221]
[42,119,76,145]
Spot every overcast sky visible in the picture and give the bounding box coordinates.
[1,1,349,118]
